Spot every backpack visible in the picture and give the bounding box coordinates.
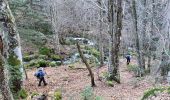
[34,71,44,79]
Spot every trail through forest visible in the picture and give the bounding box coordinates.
[24,58,160,100]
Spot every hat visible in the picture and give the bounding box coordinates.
[38,67,43,71]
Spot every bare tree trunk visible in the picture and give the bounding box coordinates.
[108,0,114,75]
[132,0,144,76]
[141,0,147,70]
[49,1,60,54]
[112,0,122,83]
[108,0,122,83]
[147,54,151,73]
[76,42,96,87]
[97,0,104,67]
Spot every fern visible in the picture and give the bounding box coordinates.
[142,87,165,100]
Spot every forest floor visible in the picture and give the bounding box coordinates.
[24,58,169,100]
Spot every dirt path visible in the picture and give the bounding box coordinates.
[24,59,156,100]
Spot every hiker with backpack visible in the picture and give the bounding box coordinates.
[125,53,131,65]
[34,67,47,86]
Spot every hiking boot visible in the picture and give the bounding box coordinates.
[44,83,47,86]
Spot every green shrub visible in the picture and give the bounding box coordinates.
[90,48,100,59]
[39,47,51,55]
[51,55,61,61]
[106,81,114,87]
[38,59,49,67]
[25,60,38,68]
[54,90,62,100]
[38,55,48,59]
[95,96,104,100]
[167,87,170,94]
[81,86,94,100]
[17,88,28,99]
[127,64,141,76]
[23,54,38,62]
[65,39,77,45]
[142,87,165,100]
[23,56,32,62]
[31,92,39,98]
[34,21,53,35]
[49,61,57,67]
[56,61,62,66]
[102,72,110,80]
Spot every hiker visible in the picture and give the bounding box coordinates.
[34,67,47,86]
[125,54,131,65]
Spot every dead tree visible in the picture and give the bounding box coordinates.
[76,42,96,87]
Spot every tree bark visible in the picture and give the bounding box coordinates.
[108,0,122,83]
[108,0,114,75]
[132,0,144,76]
[141,0,147,70]
[76,42,96,87]
[0,55,14,100]
[0,0,23,94]
[0,35,14,100]
[97,0,104,67]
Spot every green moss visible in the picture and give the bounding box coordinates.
[8,54,21,66]
[17,88,28,99]
[54,90,62,100]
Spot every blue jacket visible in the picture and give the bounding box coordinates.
[35,70,45,78]
[125,55,131,59]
